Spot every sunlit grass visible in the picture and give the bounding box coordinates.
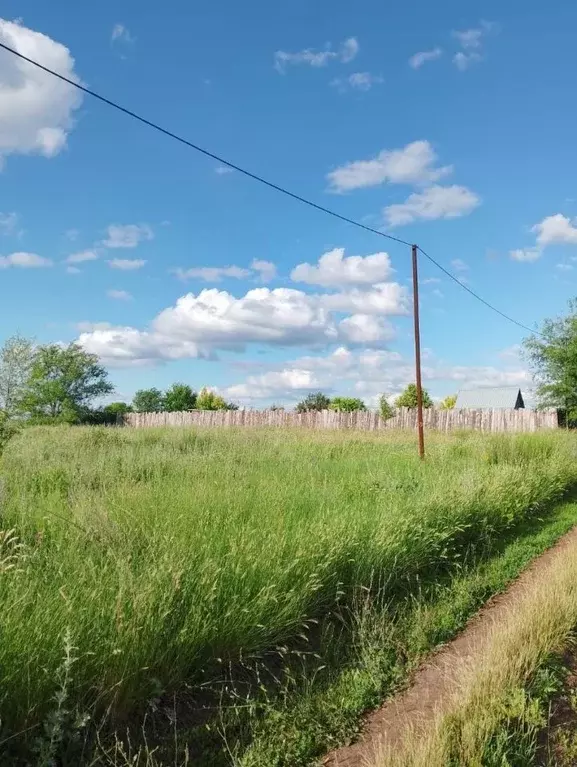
[0,425,576,763]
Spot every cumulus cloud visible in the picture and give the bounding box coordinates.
[409,47,443,69]
[76,276,408,367]
[510,247,541,262]
[107,289,132,300]
[78,323,205,367]
[532,214,577,247]
[450,258,468,271]
[320,282,410,315]
[107,258,146,270]
[175,265,251,282]
[174,259,277,284]
[251,259,276,282]
[0,18,83,166]
[338,314,395,344]
[330,72,383,92]
[275,37,359,73]
[215,165,234,175]
[291,247,393,287]
[66,249,99,264]
[327,140,452,192]
[103,224,153,248]
[384,184,480,226]
[0,251,52,268]
[510,213,577,262]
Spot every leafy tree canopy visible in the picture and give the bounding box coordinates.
[18,343,113,423]
[524,299,577,419]
[164,383,197,412]
[103,402,132,416]
[329,397,366,412]
[395,383,433,409]
[439,394,457,410]
[132,388,164,413]
[196,387,235,411]
[0,334,34,417]
[295,392,331,413]
[379,394,395,420]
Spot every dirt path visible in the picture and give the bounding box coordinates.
[322,524,577,767]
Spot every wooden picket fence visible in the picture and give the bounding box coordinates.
[123,407,558,433]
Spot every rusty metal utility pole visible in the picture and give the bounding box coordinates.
[411,244,425,459]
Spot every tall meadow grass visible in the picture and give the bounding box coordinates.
[0,425,576,758]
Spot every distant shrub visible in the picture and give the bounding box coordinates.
[295,392,331,413]
[379,395,395,420]
[329,397,366,413]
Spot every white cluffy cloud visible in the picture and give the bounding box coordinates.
[275,37,359,73]
[452,21,496,71]
[510,248,541,263]
[108,258,146,270]
[331,72,383,92]
[0,251,52,268]
[103,224,153,249]
[215,165,234,175]
[66,249,99,264]
[0,18,83,166]
[327,140,452,192]
[174,259,277,284]
[510,213,577,263]
[251,259,276,282]
[175,265,251,282]
[77,273,408,367]
[533,214,577,247]
[107,289,132,300]
[384,185,480,227]
[291,247,392,286]
[409,47,443,69]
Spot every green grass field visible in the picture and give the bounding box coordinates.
[1,425,577,765]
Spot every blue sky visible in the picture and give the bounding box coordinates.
[1,1,576,406]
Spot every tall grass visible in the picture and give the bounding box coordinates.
[0,426,576,761]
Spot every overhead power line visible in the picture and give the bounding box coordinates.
[417,246,544,337]
[0,40,542,338]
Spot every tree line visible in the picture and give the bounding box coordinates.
[2,296,576,433]
[293,385,455,418]
[0,336,238,434]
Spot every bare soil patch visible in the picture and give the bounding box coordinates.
[323,525,577,767]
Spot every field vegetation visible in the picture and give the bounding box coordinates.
[1,426,577,765]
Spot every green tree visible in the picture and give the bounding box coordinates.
[295,392,331,413]
[379,394,395,420]
[132,388,164,413]
[329,396,366,412]
[164,383,197,412]
[395,383,433,409]
[524,299,577,419]
[0,334,34,417]
[18,343,113,422]
[440,394,457,410]
[103,402,132,416]
[196,387,232,411]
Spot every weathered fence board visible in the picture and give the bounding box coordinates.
[123,408,558,433]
